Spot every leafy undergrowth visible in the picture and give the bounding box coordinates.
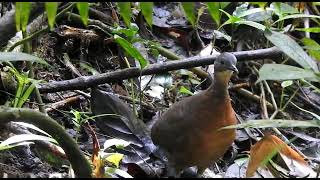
[0,2,320,178]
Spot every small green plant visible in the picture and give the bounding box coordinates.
[9,67,41,108]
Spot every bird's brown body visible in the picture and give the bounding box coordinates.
[151,53,238,176]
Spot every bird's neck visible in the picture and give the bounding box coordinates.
[208,74,230,99]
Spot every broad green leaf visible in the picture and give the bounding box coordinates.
[103,138,131,150]
[222,119,320,130]
[206,2,229,26]
[264,30,319,72]
[270,2,299,17]
[76,2,89,26]
[112,23,139,38]
[274,14,320,24]
[220,2,230,9]
[313,2,320,6]
[0,142,33,151]
[17,80,38,108]
[281,80,293,88]
[207,2,222,26]
[15,2,31,31]
[114,35,148,68]
[117,2,132,27]
[249,2,268,9]
[0,52,49,66]
[181,2,196,27]
[80,62,100,75]
[234,7,266,18]
[15,2,21,31]
[213,30,231,42]
[1,134,57,146]
[219,9,242,27]
[179,86,194,96]
[295,27,320,33]
[140,2,153,28]
[13,122,51,137]
[236,20,266,31]
[257,64,319,82]
[45,2,58,30]
[113,168,133,178]
[105,153,124,168]
[301,37,320,61]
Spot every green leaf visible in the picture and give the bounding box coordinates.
[105,153,124,168]
[301,37,320,61]
[221,119,320,130]
[76,2,89,26]
[220,2,230,9]
[0,52,49,66]
[235,20,266,31]
[0,142,33,151]
[15,2,21,31]
[264,30,319,72]
[234,7,266,18]
[270,2,299,17]
[45,2,58,31]
[13,122,51,137]
[181,2,196,27]
[281,80,293,88]
[80,62,100,75]
[15,2,31,31]
[257,64,319,82]
[103,138,131,150]
[249,2,268,9]
[140,2,153,28]
[274,14,320,24]
[179,86,194,96]
[117,2,132,27]
[17,80,38,108]
[1,134,57,146]
[295,27,320,33]
[207,2,222,26]
[206,2,229,26]
[114,35,148,69]
[112,23,139,38]
[213,30,232,42]
[219,9,242,27]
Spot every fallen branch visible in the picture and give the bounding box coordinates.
[38,47,283,93]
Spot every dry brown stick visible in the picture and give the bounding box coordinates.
[45,95,82,112]
[38,47,283,93]
[259,82,269,119]
[236,88,275,111]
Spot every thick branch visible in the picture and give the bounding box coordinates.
[38,47,282,93]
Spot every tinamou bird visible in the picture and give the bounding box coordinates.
[151,52,238,177]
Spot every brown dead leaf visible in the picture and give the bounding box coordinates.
[83,122,103,178]
[246,134,306,177]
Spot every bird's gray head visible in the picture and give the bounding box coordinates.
[214,52,238,73]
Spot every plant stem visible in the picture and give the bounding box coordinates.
[22,30,46,114]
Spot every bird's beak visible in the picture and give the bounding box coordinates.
[228,64,239,74]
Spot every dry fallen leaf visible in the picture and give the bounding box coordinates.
[246,134,307,177]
